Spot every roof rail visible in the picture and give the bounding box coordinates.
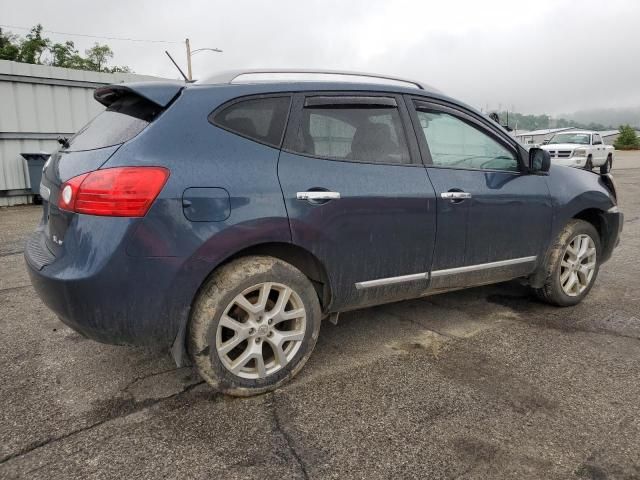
[197,69,438,91]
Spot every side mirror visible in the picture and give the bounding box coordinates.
[542,139,550,145]
[529,148,551,173]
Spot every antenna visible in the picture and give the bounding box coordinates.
[165,50,189,82]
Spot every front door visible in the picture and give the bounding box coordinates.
[409,99,553,289]
[277,93,437,311]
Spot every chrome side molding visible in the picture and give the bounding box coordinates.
[354,256,538,289]
[430,256,537,278]
[355,272,428,290]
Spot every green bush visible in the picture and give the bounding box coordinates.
[614,125,640,150]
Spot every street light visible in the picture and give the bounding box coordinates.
[185,38,223,81]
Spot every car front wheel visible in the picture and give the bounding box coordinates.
[189,255,322,396]
[533,219,601,306]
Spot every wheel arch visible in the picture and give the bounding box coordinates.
[224,242,333,312]
[528,207,607,289]
[573,208,606,245]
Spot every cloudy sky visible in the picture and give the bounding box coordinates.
[3,0,640,115]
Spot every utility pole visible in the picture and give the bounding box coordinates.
[185,38,193,81]
[184,39,223,81]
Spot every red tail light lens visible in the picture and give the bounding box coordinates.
[58,167,169,217]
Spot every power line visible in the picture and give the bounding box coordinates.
[0,24,181,44]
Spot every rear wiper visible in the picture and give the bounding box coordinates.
[57,136,70,149]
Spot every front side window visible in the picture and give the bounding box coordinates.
[416,110,519,172]
[294,104,410,164]
[211,96,291,147]
[593,134,602,145]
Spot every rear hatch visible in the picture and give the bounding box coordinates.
[36,82,183,261]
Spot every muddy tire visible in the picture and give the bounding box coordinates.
[533,220,601,307]
[189,255,321,396]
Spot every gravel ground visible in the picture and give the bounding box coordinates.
[0,166,638,479]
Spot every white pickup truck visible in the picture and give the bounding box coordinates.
[541,131,614,174]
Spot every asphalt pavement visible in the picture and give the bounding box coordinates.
[1,163,639,479]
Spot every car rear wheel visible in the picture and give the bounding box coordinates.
[189,255,321,396]
[600,155,612,174]
[533,219,601,306]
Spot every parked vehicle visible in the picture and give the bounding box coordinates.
[541,131,614,174]
[25,70,623,396]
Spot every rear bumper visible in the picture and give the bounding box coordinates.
[26,253,181,346]
[24,217,198,347]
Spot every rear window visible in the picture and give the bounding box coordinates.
[66,95,160,152]
[210,96,291,148]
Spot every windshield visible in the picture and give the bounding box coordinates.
[548,133,591,145]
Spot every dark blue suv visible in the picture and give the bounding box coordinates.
[26,70,623,396]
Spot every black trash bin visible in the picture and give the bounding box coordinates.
[21,153,51,204]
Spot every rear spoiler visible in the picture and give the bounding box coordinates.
[94,81,185,108]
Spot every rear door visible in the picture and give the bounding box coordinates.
[277,93,437,311]
[408,98,552,289]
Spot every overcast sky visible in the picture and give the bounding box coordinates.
[3,0,640,115]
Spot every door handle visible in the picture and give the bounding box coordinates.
[296,191,341,201]
[441,191,472,201]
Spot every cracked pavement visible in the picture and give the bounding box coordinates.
[1,164,639,479]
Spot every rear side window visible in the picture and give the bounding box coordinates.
[293,104,410,164]
[67,95,160,152]
[211,96,291,148]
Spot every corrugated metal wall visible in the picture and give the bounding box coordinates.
[0,60,167,206]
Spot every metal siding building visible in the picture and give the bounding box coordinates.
[514,127,578,146]
[0,60,166,206]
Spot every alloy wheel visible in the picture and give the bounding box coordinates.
[560,234,597,297]
[216,282,307,379]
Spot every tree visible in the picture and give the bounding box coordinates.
[18,24,50,64]
[0,28,21,61]
[108,65,132,73]
[497,110,614,131]
[0,25,132,73]
[50,40,83,68]
[84,43,113,71]
[613,125,640,150]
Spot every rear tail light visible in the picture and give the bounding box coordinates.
[58,167,169,217]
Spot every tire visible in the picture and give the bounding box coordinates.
[600,155,612,174]
[533,219,601,307]
[584,155,593,171]
[189,255,322,396]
